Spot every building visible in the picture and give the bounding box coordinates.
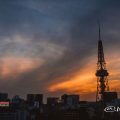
[27,94,43,108]
[0,108,28,120]
[62,109,89,120]
[61,94,79,107]
[0,93,8,101]
[103,92,118,102]
[47,97,59,106]
[34,94,43,104]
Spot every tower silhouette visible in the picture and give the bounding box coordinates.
[96,23,109,102]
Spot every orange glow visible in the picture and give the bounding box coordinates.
[48,56,96,93]
[48,51,120,100]
[0,57,44,79]
[0,50,120,101]
[48,74,96,93]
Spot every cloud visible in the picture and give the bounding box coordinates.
[0,0,120,101]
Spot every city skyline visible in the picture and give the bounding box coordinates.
[0,0,120,101]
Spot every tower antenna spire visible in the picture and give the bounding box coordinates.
[98,20,101,41]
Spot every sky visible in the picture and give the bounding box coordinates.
[0,0,120,101]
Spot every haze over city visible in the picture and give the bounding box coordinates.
[0,0,120,101]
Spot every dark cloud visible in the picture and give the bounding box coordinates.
[0,0,120,100]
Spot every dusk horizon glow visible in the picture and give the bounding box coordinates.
[0,0,120,101]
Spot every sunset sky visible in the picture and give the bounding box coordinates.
[0,0,120,101]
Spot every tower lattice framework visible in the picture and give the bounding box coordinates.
[96,24,109,102]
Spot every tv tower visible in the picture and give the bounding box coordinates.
[96,23,109,102]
